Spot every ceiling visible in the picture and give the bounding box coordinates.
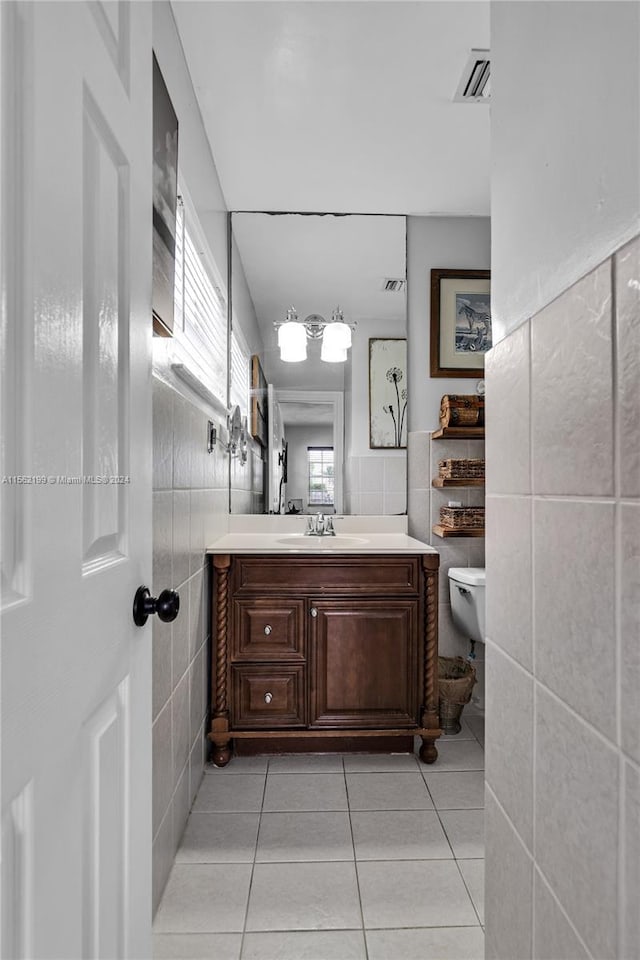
[171,1,491,216]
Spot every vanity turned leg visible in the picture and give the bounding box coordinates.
[420,554,442,765]
[211,555,232,767]
[419,737,438,764]
[210,715,232,767]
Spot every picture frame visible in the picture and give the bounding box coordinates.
[152,54,179,337]
[250,355,269,448]
[369,338,407,449]
[430,268,491,378]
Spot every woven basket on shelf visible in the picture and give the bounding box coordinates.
[438,458,485,480]
[439,395,484,428]
[439,505,485,529]
[438,656,477,734]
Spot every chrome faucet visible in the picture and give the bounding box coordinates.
[305,513,336,536]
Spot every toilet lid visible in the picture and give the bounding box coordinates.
[448,566,485,586]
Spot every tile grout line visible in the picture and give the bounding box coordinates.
[455,860,484,929]
[343,758,370,960]
[421,763,485,926]
[238,762,269,958]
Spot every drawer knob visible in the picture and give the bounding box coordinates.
[264,692,273,704]
[310,607,318,618]
[264,624,272,635]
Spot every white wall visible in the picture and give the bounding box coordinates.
[491,0,640,340]
[231,233,263,356]
[486,3,640,958]
[406,216,491,432]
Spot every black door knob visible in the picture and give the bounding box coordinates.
[133,585,180,627]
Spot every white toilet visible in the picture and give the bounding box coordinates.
[448,567,486,644]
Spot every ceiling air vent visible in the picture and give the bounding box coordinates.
[454,49,490,103]
[382,278,406,293]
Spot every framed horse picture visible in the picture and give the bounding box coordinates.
[430,269,491,378]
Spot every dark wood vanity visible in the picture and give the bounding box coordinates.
[208,552,441,765]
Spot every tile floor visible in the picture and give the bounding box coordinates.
[154,717,485,960]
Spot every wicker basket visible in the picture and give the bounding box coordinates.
[439,394,485,428]
[438,656,477,734]
[439,458,485,480]
[439,505,485,529]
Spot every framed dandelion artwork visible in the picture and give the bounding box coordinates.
[369,338,407,449]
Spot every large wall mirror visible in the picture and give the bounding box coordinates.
[230,213,406,515]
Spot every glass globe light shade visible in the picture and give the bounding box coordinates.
[321,336,348,363]
[321,322,351,363]
[278,321,307,362]
[326,321,351,350]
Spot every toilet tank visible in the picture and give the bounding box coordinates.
[448,567,486,643]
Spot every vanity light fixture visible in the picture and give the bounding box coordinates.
[275,306,355,363]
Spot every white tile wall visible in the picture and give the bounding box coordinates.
[535,687,619,960]
[620,503,640,764]
[485,646,534,849]
[534,498,616,739]
[152,376,230,913]
[230,438,264,515]
[485,236,640,959]
[623,761,640,960]
[616,239,640,497]
[484,789,533,960]
[531,260,613,497]
[485,321,530,496]
[533,871,590,960]
[346,454,406,515]
[485,496,532,671]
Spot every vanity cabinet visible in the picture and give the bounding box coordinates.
[209,553,441,765]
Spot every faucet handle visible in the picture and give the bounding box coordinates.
[306,516,315,534]
[326,516,335,535]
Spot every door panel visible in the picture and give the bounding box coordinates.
[0,0,32,609]
[310,600,419,728]
[82,88,130,569]
[1,3,153,957]
[82,680,129,960]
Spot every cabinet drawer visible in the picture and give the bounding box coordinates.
[233,556,421,596]
[231,665,306,728]
[233,599,305,661]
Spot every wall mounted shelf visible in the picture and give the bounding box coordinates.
[431,427,485,440]
[432,525,485,539]
[432,478,485,488]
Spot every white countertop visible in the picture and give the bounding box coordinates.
[206,515,437,555]
[206,532,437,556]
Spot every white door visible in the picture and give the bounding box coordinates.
[1,2,154,957]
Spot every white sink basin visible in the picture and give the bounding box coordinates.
[275,534,369,548]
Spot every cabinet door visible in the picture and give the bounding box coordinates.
[309,600,419,728]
